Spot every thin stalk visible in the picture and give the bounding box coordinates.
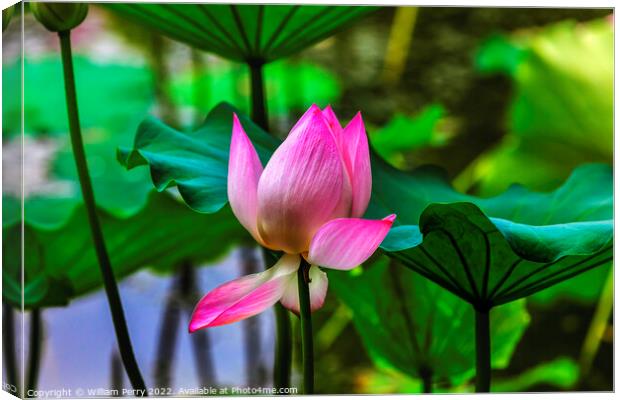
[419,366,433,394]
[475,307,491,392]
[3,303,19,397]
[261,249,292,391]
[149,33,177,126]
[248,60,269,131]
[381,7,418,86]
[273,303,292,390]
[26,309,42,393]
[579,266,614,377]
[297,259,314,394]
[58,30,146,394]
[190,49,207,127]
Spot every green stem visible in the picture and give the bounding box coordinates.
[273,303,292,390]
[58,30,147,394]
[248,59,269,131]
[297,259,314,394]
[475,307,491,392]
[2,303,19,397]
[190,49,208,127]
[261,249,292,391]
[419,365,433,394]
[579,266,614,378]
[27,309,42,393]
[149,33,177,126]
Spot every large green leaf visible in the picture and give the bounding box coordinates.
[488,358,579,392]
[529,263,611,306]
[3,55,153,136]
[2,55,157,230]
[118,103,279,213]
[3,193,246,309]
[367,157,611,227]
[355,357,579,393]
[369,104,449,168]
[2,56,247,309]
[462,17,613,196]
[105,4,377,62]
[118,103,612,307]
[3,225,75,308]
[4,130,157,232]
[330,256,530,386]
[451,19,613,306]
[51,137,155,220]
[383,203,611,308]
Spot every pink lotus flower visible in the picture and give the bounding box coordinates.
[189,105,396,332]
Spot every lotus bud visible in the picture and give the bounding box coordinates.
[30,2,88,33]
[189,105,396,331]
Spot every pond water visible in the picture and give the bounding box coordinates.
[15,248,277,395]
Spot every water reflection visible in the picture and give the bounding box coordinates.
[30,248,275,394]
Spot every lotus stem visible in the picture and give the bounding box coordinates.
[579,266,614,378]
[419,365,433,393]
[475,307,491,392]
[27,309,42,393]
[259,249,292,391]
[3,303,19,397]
[381,7,418,86]
[191,49,206,127]
[58,30,146,394]
[274,303,292,390]
[297,259,314,394]
[149,33,177,126]
[248,59,269,131]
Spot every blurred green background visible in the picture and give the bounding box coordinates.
[2,4,613,395]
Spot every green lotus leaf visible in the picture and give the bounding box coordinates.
[384,202,611,307]
[329,256,530,386]
[529,263,611,306]
[4,131,157,232]
[2,55,153,137]
[488,357,579,392]
[369,104,448,166]
[349,357,579,393]
[118,103,279,214]
[465,18,613,196]
[2,54,158,233]
[105,4,377,62]
[2,53,253,309]
[3,225,75,308]
[2,193,246,309]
